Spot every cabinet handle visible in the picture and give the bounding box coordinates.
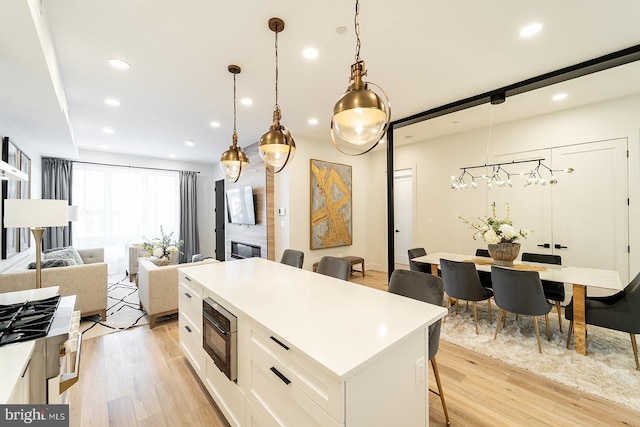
[537,243,550,248]
[185,325,192,333]
[270,335,290,350]
[554,244,568,249]
[184,292,192,298]
[185,276,192,281]
[270,367,291,385]
[60,332,83,394]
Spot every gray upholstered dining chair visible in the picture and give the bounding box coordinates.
[440,258,493,334]
[280,249,304,268]
[316,256,351,281]
[387,269,451,426]
[491,266,553,353]
[521,252,565,333]
[474,249,493,289]
[565,272,640,370]
[408,247,432,274]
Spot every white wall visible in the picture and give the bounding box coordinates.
[366,93,640,277]
[276,135,379,271]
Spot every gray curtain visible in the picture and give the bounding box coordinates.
[179,171,199,263]
[42,158,72,250]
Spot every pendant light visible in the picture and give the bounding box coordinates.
[259,18,296,174]
[331,0,391,155]
[220,65,249,183]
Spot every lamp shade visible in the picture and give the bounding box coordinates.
[4,199,69,228]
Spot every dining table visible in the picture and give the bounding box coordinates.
[412,252,624,356]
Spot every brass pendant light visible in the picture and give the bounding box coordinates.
[220,65,249,183]
[259,17,296,174]
[331,0,391,155]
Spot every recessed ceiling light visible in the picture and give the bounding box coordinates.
[108,58,130,70]
[100,145,109,150]
[552,93,568,101]
[102,128,114,134]
[105,98,120,106]
[210,121,221,128]
[336,26,347,34]
[240,98,253,106]
[308,118,318,125]
[520,23,543,38]
[185,140,195,146]
[169,154,177,158]
[303,48,319,59]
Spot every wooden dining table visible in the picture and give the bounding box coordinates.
[412,252,624,356]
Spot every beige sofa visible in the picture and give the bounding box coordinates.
[138,258,217,328]
[0,248,108,320]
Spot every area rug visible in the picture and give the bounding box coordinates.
[80,274,152,340]
[440,300,640,411]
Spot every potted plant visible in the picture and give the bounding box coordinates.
[138,226,183,266]
[459,204,530,266]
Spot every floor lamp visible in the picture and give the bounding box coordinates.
[4,199,69,289]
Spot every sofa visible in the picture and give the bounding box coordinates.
[0,248,108,320]
[138,257,217,328]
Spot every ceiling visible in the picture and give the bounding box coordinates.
[1,0,640,165]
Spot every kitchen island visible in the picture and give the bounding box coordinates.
[178,257,447,427]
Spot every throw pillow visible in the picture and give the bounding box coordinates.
[44,247,84,265]
[28,258,77,269]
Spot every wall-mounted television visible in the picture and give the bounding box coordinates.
[226,186,256,225]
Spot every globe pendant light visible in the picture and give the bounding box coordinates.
[220,65,249,183]
[331,0,391,155]
[259,18,295,174]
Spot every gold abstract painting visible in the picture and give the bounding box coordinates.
[310,159,352,249]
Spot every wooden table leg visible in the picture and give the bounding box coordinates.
[572,284,587,355]
[431,264,438,275]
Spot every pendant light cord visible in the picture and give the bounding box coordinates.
[354,0,361,62]
[233,73,237,136]
[274,26,280,110]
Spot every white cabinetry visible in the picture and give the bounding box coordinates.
[241,320,341,427]
[178,259,446,427]
[8,359,30,404]
[178,276,204,377]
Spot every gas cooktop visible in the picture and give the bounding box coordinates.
[0,295,61,346]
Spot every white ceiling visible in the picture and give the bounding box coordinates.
[1,0,640,164]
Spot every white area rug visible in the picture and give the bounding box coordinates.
[440,300,640,411]
[80,274,151,340]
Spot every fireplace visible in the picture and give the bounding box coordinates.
[230,241,261,259]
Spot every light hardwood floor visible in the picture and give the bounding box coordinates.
[69,269,640,426]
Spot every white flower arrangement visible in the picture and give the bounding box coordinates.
[138,226,183,264]
[459,204,530,244]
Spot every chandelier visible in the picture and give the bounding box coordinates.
[450,159,574,190]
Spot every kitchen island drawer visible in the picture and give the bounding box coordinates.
[245,321,342,422]
[179,279,202,323]
[245,345,340,427]
[179,312,204,376]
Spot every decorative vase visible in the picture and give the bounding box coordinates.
[148,256,171,267]
[487,242,521,267]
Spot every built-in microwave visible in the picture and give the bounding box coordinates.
[203,297,237,382]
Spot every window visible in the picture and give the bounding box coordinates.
[72,163,179,271]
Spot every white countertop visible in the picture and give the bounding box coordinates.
[0,286,59,304]
[179,257,447,379]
